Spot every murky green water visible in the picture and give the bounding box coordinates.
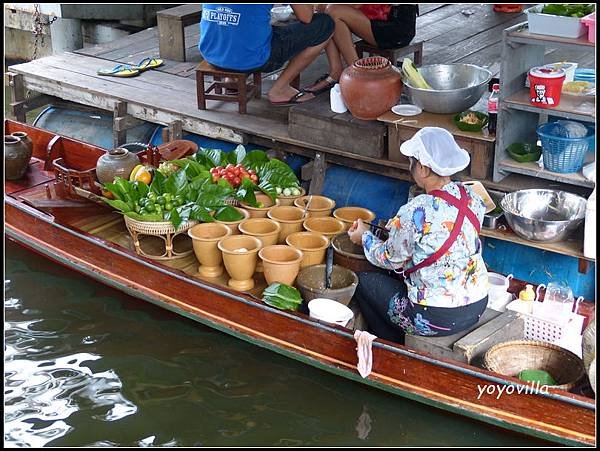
[4,240,550,447]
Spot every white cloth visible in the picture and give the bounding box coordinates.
[400,127,470,176]
[354,330,377,378]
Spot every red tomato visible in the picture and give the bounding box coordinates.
[235,163,243,169]
[212,175,219,183]
[233,177,241,185]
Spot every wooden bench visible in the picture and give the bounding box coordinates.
[157,4,203,62]
[355,40,424,67]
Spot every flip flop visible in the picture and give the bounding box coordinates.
[269,90,316,107]
[97,64,140,77]
[303,74,338,95]
[132,57,164,71]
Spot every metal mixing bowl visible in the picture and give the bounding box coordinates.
[403,64,492,114]
[500,189,587,242]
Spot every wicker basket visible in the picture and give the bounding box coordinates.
[124,215,197,260]
[484,340,586,391]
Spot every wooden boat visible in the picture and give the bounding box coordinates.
[4,119,596,446]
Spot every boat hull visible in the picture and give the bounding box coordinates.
[4,197,596,446]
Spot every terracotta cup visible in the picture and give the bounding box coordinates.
[259,245,304,286]
[277,187,306,206]
[241,193,280,218]
[214,207,250,235]
[333,207,376,231]
[303,217,346,240]
[293,195,336,218]
[267,205,305,244]
[218,235,262,292]
[238,218,281,272]
[286,232,330,268]
[188,222,232,278]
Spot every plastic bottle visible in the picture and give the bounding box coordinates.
[584,188,596,259]
[487,83,500,135]
[519,284,536,301]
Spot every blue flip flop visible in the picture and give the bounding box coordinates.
[132,57,164,71]
[97,64,140,77]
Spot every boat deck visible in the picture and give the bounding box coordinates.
[7,4,596,194]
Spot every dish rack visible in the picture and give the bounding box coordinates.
[506,297,585,356]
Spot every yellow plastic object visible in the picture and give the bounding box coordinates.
[519,284,536,301]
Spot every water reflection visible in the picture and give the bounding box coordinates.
[4,242,549,447]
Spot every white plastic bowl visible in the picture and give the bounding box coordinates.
[308,298,354,326]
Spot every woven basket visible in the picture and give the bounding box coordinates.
[124,215,197,260]
[484,340,586,391]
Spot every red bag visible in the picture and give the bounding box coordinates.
[360,4,392,21]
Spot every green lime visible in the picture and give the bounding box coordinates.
[147,192,157,201]
[156,195,166,205]
[165,202,173,211]
[145,203,155,212]
[164,193,173,202]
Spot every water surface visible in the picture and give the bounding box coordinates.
[5,240,549,447]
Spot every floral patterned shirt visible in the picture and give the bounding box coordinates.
[362,182,489,308]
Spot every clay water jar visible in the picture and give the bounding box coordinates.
[5,135,33,180]
[286,232,330,268]
[277,187,306,206]
[241,193,279,218]
[95,147,140,185]
[333,207,376,231]
[10,131,33,157]
[293,195,336,218]
[215,207,250,235]
[267,205,305,244]
[258,245,304,286]
[188,222,232,278]
[238,218,281,272]
[218,235,262,292]
[303,217,346,240]
[339,56,403,121]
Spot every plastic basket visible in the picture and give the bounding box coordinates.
[526,5,586,39]
[536,122,594,173]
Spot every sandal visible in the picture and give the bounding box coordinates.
[269,90,316,106]
[97,64,140,77]
[132,57,164,71]
[303,74,338,95]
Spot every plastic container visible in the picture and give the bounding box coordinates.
[487,83,499,135]
[581,12,596,43]
[528,66,566,108]
[526,5,586,39]
[308,298,354,327]
[537,122,594,173]
[584,189,596,259]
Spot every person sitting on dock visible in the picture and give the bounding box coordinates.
[304,4,418,95]
[348,127,489,344]
[199,4,334,106]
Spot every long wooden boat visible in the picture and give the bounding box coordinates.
[4,119,596,446]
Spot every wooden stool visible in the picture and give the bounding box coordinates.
[355,40,424,67]
[196,61,301,114]
[196,60,262,114]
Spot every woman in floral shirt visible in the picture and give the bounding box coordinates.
[348,127,489,343]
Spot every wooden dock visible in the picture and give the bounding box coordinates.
[7,4,595,194]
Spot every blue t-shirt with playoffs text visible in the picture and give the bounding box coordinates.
[199,4,273,71]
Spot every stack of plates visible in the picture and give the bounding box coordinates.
[574,68,595,83]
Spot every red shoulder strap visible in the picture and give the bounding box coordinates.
[403,185,480,277]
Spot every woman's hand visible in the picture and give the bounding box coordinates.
[348,218,369,245]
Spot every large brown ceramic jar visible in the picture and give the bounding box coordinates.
[339,56,403,120]
[95,147,140,185]
[5,135,32,180]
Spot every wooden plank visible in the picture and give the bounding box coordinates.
[308,152,327,195]
[418,4,446,15]
[156,4,202,22]
[504,89,595,121]
[415,4,495,44]
[75,26,157,57]
[113,101,127,147]
[498,159,595,189]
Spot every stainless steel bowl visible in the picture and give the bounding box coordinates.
[500,189,587,242]
[403,64,492,114]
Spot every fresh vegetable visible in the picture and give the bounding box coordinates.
[402,58,432,90]
[262,283,303,311]
[210,163,258,188]
[541,4,595,18]
[129,164,153,184]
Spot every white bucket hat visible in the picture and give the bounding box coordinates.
[400,127,470,176]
